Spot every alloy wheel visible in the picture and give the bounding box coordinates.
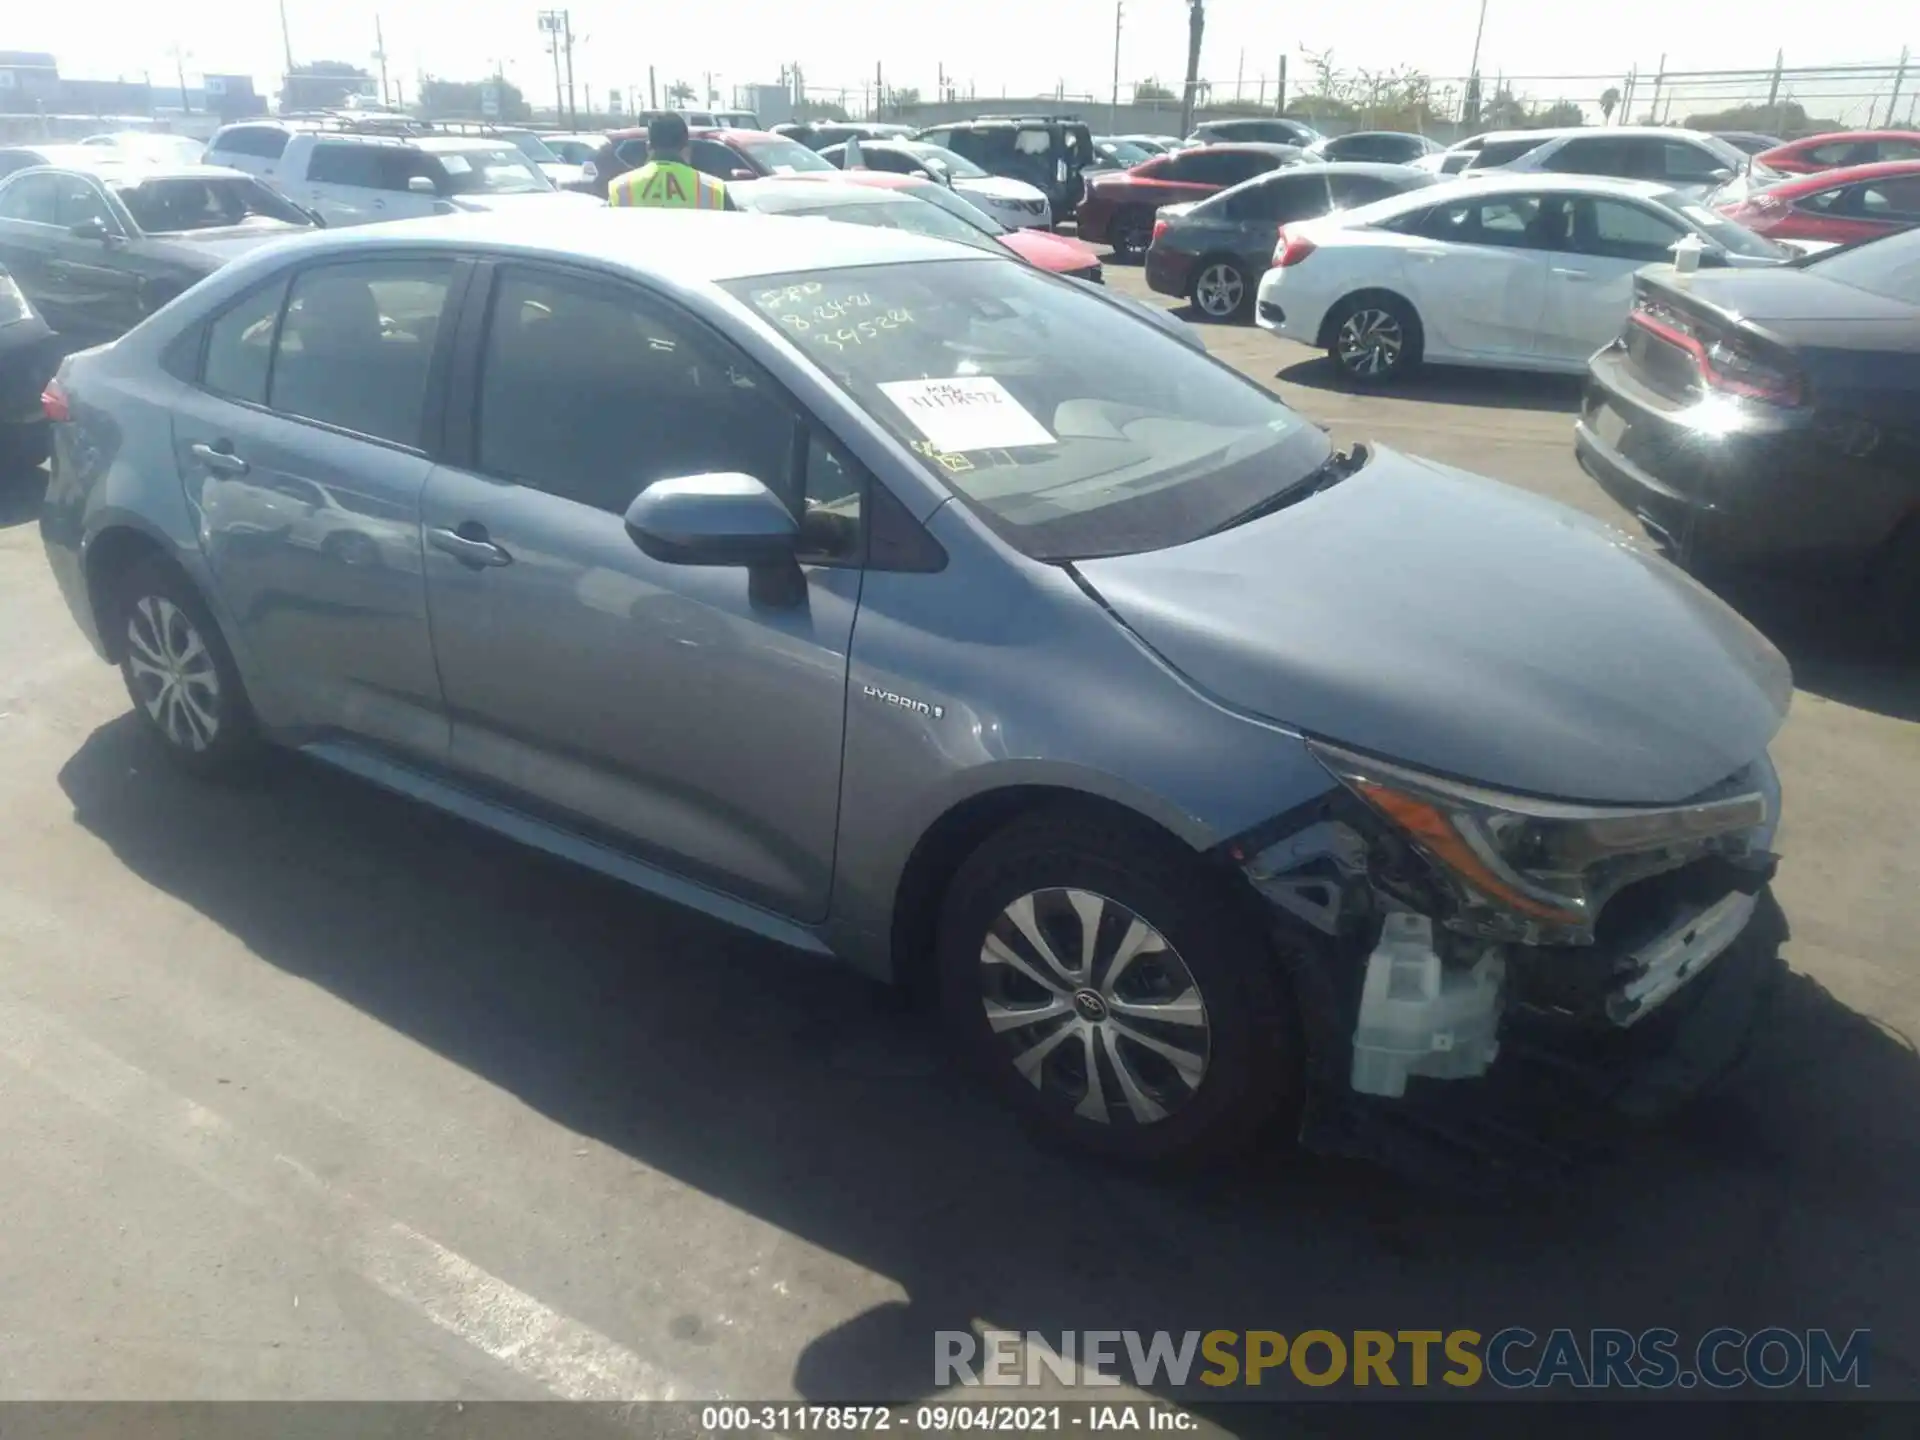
[978,888,1211,1126]
[125,595,222,752]
[1194,263,1245,318]
[1336,308,1404,378]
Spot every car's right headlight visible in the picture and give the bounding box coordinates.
[1310,741,1776,944]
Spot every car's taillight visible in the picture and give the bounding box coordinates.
[1628,297,1803,407]
[41,380,70,423]
[1271,228,1317,267]
[1151,218,1169,246]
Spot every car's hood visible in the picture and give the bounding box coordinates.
[144,225,314,270]
[449,189,605,211]
[1074,447,1791,804]
[998,228,1100,271]
[954,175,1048,204]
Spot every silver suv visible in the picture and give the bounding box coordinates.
[39,210,1790,1167]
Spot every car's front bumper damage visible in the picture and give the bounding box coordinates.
[1221,767,1787,1188]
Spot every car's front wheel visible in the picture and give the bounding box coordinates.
[1326,293,1423,384]
[938,807,1297,1164]
[114,557,261,779]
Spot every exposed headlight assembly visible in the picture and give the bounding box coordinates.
[1310,741,1776,945]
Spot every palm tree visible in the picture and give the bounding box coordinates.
[666,79,696,106]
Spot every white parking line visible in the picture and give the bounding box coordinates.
[0,993,699,1402]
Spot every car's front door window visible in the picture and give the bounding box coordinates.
[0,173,64,225]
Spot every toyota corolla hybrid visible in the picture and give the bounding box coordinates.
[39,210,1789,1168]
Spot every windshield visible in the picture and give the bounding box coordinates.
[908,181,1006,234]
[739,137,835,174]
[431,146,552,194]
[901,142,989,179]
[543,137,597,164]
[1097,140,1154,167]
[725,261,1329,560]
[501,131,561,165]
[1655,192,1792,260]
[1805,228,1920,303]
[114,175,312,232]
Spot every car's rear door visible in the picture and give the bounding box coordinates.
[169,254,464,757]
[1218,169,1334,271]
[417,261,862,921]
[1398,192,1553,360]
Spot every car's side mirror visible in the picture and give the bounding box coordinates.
[69,217,111,241]
[730,167,756,181]
[407,175,438,195]
[624,472,798,569]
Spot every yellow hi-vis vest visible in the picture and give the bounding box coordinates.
[607,160,728,209]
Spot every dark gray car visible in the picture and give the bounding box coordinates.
[1146,163,1438,320]
[40,209,1790,1169]
[0,162,316,352]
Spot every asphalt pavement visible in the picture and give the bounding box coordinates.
[0,263,1916,1413]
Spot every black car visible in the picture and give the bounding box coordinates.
[0,262,61,469]
[911,117,1096,217]
[1187,117,1322,149]
[1576,229,1920,639]
[1145,162,1438,320]
[1307,131,1444,165]
[0,162,315,353]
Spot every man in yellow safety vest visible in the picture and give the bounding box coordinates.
[606,113,735,209]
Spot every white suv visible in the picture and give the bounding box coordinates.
[205,127,599,227]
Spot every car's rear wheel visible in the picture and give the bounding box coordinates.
[1110,208,1155,261]
[1190,257,1252,322]
[1326,293,1423,384]
[113,557,261,779]
[937,806,1297,1164]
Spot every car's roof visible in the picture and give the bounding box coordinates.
[603,126,781,145]
[1436,171,1676,199]
[538,132,608,142]
[1774,129,1918,147]
[1326,130,1432,140]
[0,143,109,165]
[733,179,916,210]
[240,207,997,280]
[773,170,924,191]
[97,162,255,183]
[414,136,524,153]
[1761,158,1920,191]
[1479,126,1721,145]
[1186,141,1309,156]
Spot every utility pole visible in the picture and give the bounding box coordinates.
[876,61,884,118]
[648,66,657,110]
[169,45,191,113]
[1178,0,1204,138]
[538,11,566,126]
[1764,50,1783,133]
[1886,46,1909,127]
[1236,48,1244,103]
[373,15,390,107]
[278,0,297,82]
[563,11,577,128]
[1110,0,1122,132]
[1275,53,1286,114]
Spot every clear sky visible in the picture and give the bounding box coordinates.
[15,0,1914,118]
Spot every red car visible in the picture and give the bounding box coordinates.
[1075,143,1314,258]
[1753,130,1920,176]
[1718,161,1920,246]
[758,170,1104,279]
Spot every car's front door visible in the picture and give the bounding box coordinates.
[1218,170,1332,270]
[418,263,863,920]
[1401,192,1554,359]
[1542,197,1686,363]
[0,173,80,334]
[169,255,462,757]
[45,174,145,343]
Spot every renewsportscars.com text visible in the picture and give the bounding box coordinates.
[936,1328,1870,1390]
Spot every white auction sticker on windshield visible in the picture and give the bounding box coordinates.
[878,377,1055,452]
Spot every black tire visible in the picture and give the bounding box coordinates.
[1324,292,1423,385]
[1109,207,1155,262]
[111,556,262,780]
[1188,255,1253,323]
[937,805,1298,1165]
[1871,518,1920,656]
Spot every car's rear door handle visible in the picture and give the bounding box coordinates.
[428,525,513,568]
[189,441,249,475]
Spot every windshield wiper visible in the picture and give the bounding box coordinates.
[1203,442,1369,537]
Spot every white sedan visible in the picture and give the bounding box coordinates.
[1254,173,1793,383]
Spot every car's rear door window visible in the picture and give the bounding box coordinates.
[0,173,62,224]
[202,278,289,404]
[266,259,455,448]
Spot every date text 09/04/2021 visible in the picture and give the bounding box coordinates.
[700,1405,1193,1432]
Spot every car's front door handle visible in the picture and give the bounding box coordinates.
[189,441,250,475]
[428,525,513,568]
